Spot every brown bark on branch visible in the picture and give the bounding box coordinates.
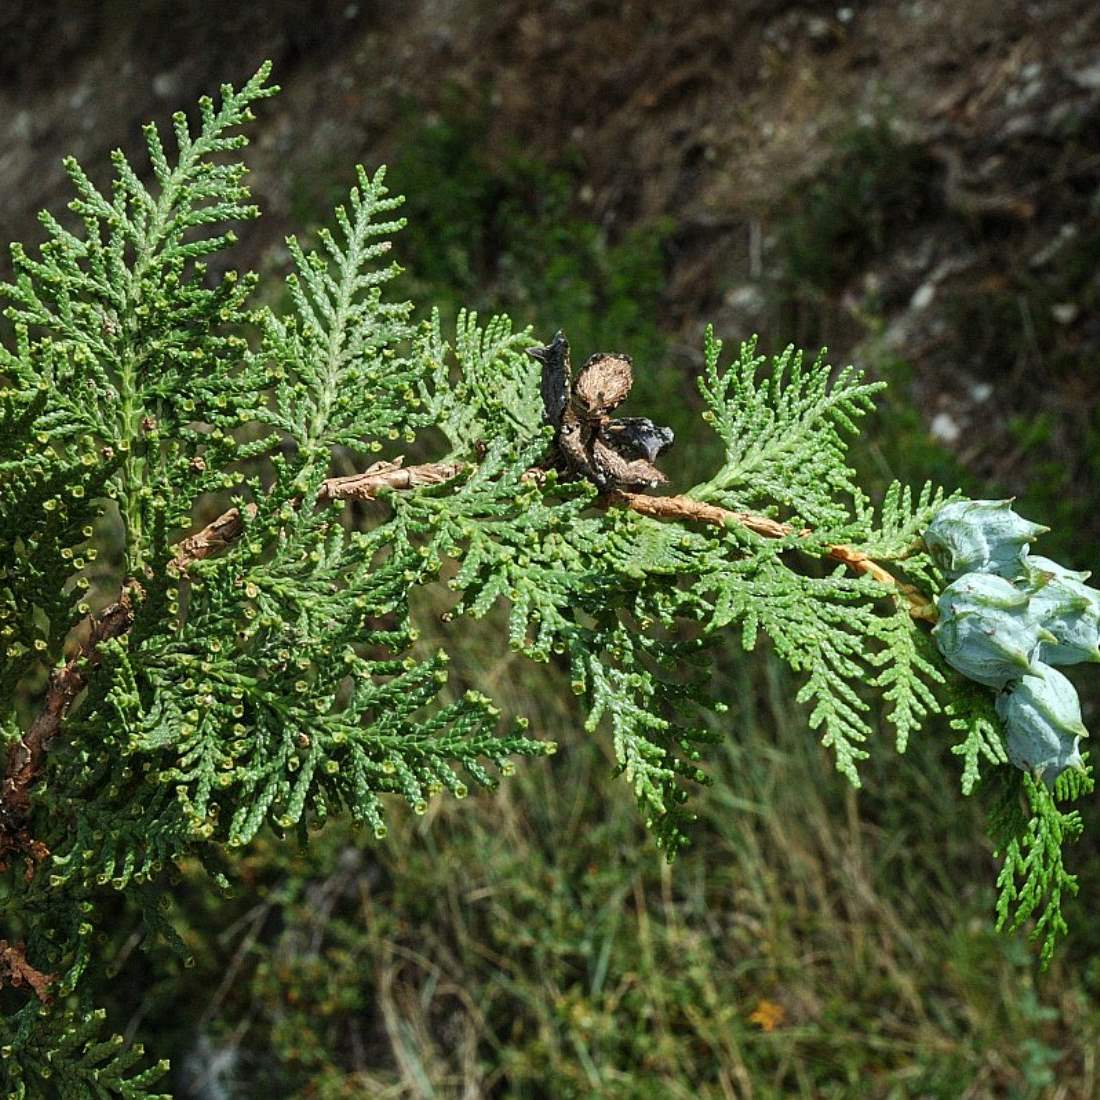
[0,589,137,867]
[0,939,54,1003]
[609,491,937,621]
[318,458,467,502]
[174,503,254,571]
[173,460,467,572]
[173,460,468,571]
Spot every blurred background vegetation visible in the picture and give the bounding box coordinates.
[3,1,1100,1096]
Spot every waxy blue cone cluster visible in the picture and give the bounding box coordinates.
[924,500,1096,783]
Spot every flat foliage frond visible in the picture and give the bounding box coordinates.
[3,1004,170,1100]
[947,682,1009,795]
[692,324,883,528]
[989,768,1093,966]
[416,308,542,455]
[262,165,421,456]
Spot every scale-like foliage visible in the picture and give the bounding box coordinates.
[2,1006,170,1100]
[416,307,543,452]
[0,66,1091,1097]
[691,326,883,527]
[261,164,423,457]
[866,608,944,753]
[988,767,1093,965]
[858,480,953,560]
[0,64,277,576]
[681,331,948,782]
[947,682,1009,795]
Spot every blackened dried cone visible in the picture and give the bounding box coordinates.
[601,417,675,463]
[526,331,571,431]
[590,435,668,490]
[557,420,589,478]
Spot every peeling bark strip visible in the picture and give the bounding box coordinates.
[0,939,55,1003]
[1,457,933,859]
[610,491,794,539]
[174,503,253,570]
[0,590,137,855]
[318,458,467,502]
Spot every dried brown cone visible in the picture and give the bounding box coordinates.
[572,353,633,418]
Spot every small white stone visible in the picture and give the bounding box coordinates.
[12,110,32,141]
[1052,302,1079,325]
[1071,61,1100,89]
[910,282,936,310]
[930,412,961,444]
[724,284,765,311]
[152,72,178,100]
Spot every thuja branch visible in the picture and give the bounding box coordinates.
[1,454,937,865]
[610,491,938,620]
[1,84,1092,1100]
[0,459,465,857]
[7,64,1091,1097]
[182,462,934,619]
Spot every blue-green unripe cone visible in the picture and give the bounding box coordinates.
[1024,556,1100,666]
[923,499,1048,580]
[996,663,1088,783]
[1024,556,1091,585]
[932,573,1054,688]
